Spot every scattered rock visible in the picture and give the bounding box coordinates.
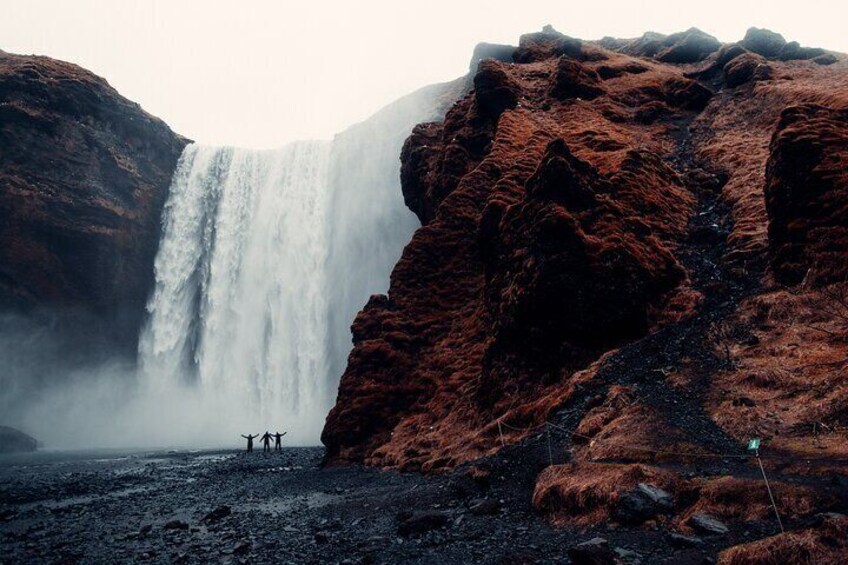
[397,511,449,536]
[614,547,643,562]
[138,524,152,536]
[688,513,729,535]
[314,531,329,544]
[468,498,500,516]
[202,505,231,523]
[613,483,673,525]
[568,537,618,565]
[163,520,189,531]
[667,532,704,547]
[233,541,251,556]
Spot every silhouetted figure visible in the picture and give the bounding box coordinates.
[241,433,259,453]
[261,431,273,453]
[273,431,287,451]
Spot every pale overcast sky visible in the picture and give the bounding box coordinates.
[1,0,845,148]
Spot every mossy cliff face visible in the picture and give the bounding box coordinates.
[0,51,188,346]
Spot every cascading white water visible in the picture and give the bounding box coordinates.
[0,79,463,449]
[138,142,333,443]
[135,79,462,447]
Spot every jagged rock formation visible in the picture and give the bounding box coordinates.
[324,27,714,468]
[0,51,187,345]
[323,25,847,561]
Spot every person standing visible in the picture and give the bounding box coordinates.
[273,431,287,451]
[260,431,273,453]
[241,433,259,453]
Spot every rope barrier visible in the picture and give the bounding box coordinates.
[494,416,848,464]
[755,449,785,533]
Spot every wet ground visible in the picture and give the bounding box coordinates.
[0,446,758,564]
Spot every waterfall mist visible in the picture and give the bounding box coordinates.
[139,141,336,446]
[1,79,462,449]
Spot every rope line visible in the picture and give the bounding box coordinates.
[756,450,785,533]
[495,417,848,464]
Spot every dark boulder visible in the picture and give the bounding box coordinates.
[741,28,786,58]
[568,537,619,565]
[778,41,825,61]
[716,43,749,66]
[397,511,449,536]
[468,498,500,515]
[202,505,231,523]
[688,513,729,535]
[613,483,674,525]
[813,53,839,66]
[656,28,721,63]
[667,532,704,547]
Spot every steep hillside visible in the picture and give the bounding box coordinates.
[323,26,848,561]
[0,51,188,346]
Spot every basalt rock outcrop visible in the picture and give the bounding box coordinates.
[0,51,188,346]
[324,24,848,561]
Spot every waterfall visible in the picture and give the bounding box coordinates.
[137,80,462,446]
[138,142,333,442]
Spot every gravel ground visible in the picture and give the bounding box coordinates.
[0,445,764,564]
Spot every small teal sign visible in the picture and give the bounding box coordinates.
[747,438,761,451]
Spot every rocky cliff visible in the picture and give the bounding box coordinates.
[323,26,848,561]
[0,51,188,347]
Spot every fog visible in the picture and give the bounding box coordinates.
[0,0,844,148]
[0,80,459,450]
